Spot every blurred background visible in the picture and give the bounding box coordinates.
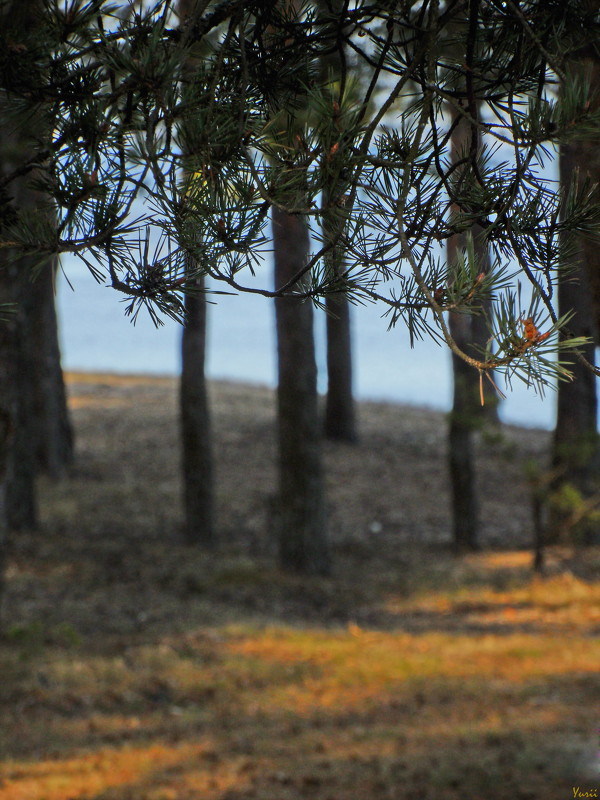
[58,255,581,431]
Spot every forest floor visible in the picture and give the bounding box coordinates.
[1,372,600,800]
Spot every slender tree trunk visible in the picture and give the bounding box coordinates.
[6,265,37,530]
[273,206,330,575]
[0,265,16,627]
[180,274,215,546]
[448,320,479,552]
[550,150,600,543]
[448,229,497,550]
[29,261,74,477]
[0,0,37,622]
[1,169,72,530]
[549,47,600,545]
[553,231,598,482]
[324,289,356,441]
[447,107,496,551]
[572,2,600,338]
[323,179,356,444]
[178,0,215,546]
[0,133,37,531]
[318,0,356,443]
[0,0,73,522]
[3,241,71,529]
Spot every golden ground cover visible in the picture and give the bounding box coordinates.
[1,374,599,800]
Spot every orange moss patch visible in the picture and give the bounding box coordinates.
[223,626,600,717]
[3,375,599,800]
[0,742,217,800]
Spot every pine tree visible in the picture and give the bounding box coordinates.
[178,0,215,547]
[317,0,357,443]
[550,33,600,544]
[446,109,497,551]
[267,0,330,573]
[1,1,600,579]
[29,259,74,479]
[0,0,74,539]
[273,204,330,574]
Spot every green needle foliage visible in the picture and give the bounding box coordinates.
[1,0,600,393]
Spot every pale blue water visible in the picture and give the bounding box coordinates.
[57,259,565,430]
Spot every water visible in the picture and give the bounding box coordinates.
[57,259,563,430]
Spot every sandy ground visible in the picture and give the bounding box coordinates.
[5,373,556,635]
[64,371,548,550]
[2,374,599,800]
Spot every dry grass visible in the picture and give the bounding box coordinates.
[1,373,599,800]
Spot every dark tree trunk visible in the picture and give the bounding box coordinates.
[571,4,600,338]
[553,242,598,484]
[550,156,600,543]
[324,289,356,441]
[0,262,16,626]
[448,230,497,551]
[448,319,480,552]
[180,274,215,546]
[0,0,73,523]
[446,104,496,551]
[273,206,330,575]
[318,0,357,443]
[3,249,71,531]
[0,142,36,531]
[28,260,74,477]
[6,265,38,531]
[178,0,215,547]
[1,180,72,530]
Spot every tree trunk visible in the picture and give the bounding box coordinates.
[180,274,215,546]
[550,150,600,543]
[0,136,36,531]
[323,181,356,443]
[273,206,330,575]
[448,321,480,552]
[3,239,71,530]
[324,289,356,441]
[0,0,73,514]
[0,262,16,627]
[447,106,496,552]
[29,260,74,478]
[318,0,357,443]
[5,266,37,531]
[553,234,598,483]
[571,1,600,338]
[178,0,215,547]
[1,171,72,530]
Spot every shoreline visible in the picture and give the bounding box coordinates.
[64,369,553,433]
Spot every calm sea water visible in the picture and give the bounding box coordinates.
[57,259,573,431]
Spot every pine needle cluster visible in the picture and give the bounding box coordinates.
[1,0,599,391]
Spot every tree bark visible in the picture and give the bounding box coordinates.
[1,161,72,530]
[318,0,357,443]
[551,123,600,543]
[273,206,330,575]
[324,288,356,441]
[5,266,37,531]
[0,262,16,627]
[29,260,74,478]
[447,108,496,552]
[180,274,215,546]
[571,1,600,336]
[0,133,37,531]
[0,0,73,523]
[448,321,480,552]
[553,229,598,482]
[178,0,215,547]
[2,227,71,530]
